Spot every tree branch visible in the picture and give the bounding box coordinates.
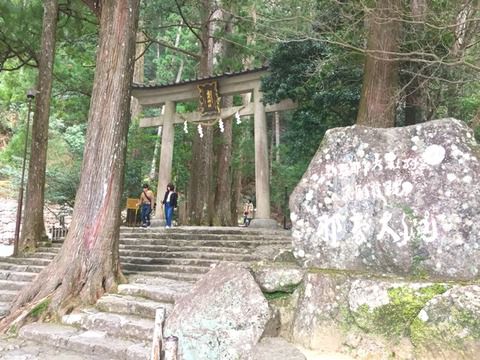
[142,32,200,60]
[174,0,204,47]
[81,0,101,18]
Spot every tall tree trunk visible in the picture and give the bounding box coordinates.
[213,98,233,226]
[213,10,234,226]
[149,23,184,181]
[228,3,255,222]
[356,0,402,127]
[5,0,140,320]
[187,0,216,225]
[130,29,145,120]
[446,0,478,117]
[274,112,280,163]
[19,0,59,253]
[404,0,427,126]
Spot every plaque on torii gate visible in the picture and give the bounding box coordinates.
[198,81,220,115]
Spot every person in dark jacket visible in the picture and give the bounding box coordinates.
[162,183,177,228]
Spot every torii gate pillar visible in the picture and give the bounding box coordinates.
[249,86,277,228]
[153,100,175,223]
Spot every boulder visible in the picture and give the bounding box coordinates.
[252,265,305,293]
[164,263,271,360]
[411,285,480,358]
[290,119,480,280]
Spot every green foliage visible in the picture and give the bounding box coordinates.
[123,120,159,200]
[474,125,480,143]
[262,40,362,212]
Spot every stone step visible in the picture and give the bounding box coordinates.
[63,309,155,342]
[0,279,30,291]
[96,294,173,319]
[38,241,63,248]
[19,323,149,360]
[119,244,252,254]
[128,274,193,291]
[0,302,9,317]
[0,269,37,282]
[120,226,290,236]
[119,238,290,248]
[0,262,44,273]
[121,256,224,267]
[123,270,201,283]
[121,262,211,274]
[0,256,52,266]
[0,289,17,302]
[32,251,58,259]
[117,283,187,303]
[120,250,259,262]
[120,233,292,241]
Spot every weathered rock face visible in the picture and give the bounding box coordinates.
[164,263,271,360]
[290,119,480,280]
[412,285,480,358]
[290,272,449,359]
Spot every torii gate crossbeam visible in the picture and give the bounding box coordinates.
[131,67,296,228]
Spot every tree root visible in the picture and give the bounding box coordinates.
[0,295,52,335]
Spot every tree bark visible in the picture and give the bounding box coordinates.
[6,0,140,318]
[187,0,216,225]
[19,0,59,253]
[130,29,145,120]
[446,0,478,117]
[356,0,402,127]
[213,98,233,226]
[212,10,234,226]
[275,112,280,163]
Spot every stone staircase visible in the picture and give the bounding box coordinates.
[19,275,190,359]
[0,226,293,359]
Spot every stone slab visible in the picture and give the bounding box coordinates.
[252,337,306,360]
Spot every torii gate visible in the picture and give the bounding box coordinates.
[131,67,296,228]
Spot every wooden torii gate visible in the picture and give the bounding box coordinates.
[131,67,296,228]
